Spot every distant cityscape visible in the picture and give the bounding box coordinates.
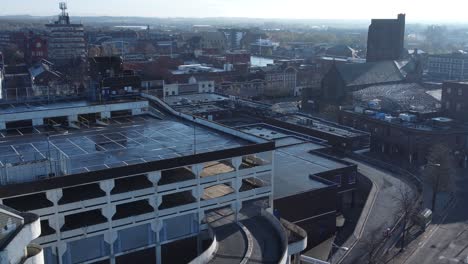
[1,2,468,264]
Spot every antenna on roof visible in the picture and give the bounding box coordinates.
[59,2,67,17]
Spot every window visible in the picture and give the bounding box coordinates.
[446,101,450,109]
[447,87,452,94]
[457,103,462,111]
[459,88,463,96]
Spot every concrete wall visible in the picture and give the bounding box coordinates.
[0,101,149,123]
[261,210,289,264]
[188,228,217,264]
[0,215,42,264]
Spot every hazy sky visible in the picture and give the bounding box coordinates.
[1,0,468,22]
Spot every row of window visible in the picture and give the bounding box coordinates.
[429,57,468,63]
[445,101,464,111]
[446,87,464,95]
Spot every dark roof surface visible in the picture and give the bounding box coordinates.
[353,83,441,112]
[336,61,404,87]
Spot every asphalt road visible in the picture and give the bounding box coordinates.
[404,173,468,264]
[339,159,416,264]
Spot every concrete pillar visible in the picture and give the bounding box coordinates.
[131,108,142,116]
[68,114,78,126]
[46,188,64,264]
[32,118,44,127]
[102,205,116,220]
[99,179,115,194]
[232,157,242,171]
[46,189,63,204]
[192,164,204,177]
[101,111,111,119]
[151,220,163,264]
[0,122,5,130]
[104,231,118,264]
[57,242,67,264]
[147,171,161,185]
[233,201,242,223]
[48,214,65,232]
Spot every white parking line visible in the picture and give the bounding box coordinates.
[67,138,89,154]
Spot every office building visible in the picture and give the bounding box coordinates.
[45,3,86,65]
[426,52,468,81]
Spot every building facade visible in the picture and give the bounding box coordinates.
[441,81,468,122]
[45,3,86,65]
[339,109,468,167]
[426,53,468,81]
[163,76,215,98]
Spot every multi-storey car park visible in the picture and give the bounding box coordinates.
[0,96,307,264]
[157,92,364,257]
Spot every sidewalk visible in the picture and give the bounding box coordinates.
[379,178,459,264]
[333,158,417,264]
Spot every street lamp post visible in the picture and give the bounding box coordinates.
[426,163,441,212]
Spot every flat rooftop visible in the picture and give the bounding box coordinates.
[164,93,229,106]
[278,114,368,138]
[239,124,328,147]
[274,143,346,199]
[175,104,228,116]
[238,124,346,199]
[0,99,143,115]
[0,115,249,174]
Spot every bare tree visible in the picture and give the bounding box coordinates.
[393,183,418,251]
[361,228,385,264]
[425,143,455,212]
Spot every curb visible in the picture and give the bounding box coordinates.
[335,168,380,264]
[238,222,254,264]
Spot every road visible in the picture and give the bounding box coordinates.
[404,172,468,264]
[338,159,416,264]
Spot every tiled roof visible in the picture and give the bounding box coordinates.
[336,61,405,87]
[353,83,441,112]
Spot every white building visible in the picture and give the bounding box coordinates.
[163,76,215,98]
[0,205,43,264]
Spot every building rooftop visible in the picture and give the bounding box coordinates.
[274,143,345,199]
[277,114,368,138]
[238,123,348,199]
[0,114,249,175]
[239,124,328,147]
[335,60,405,87]
[0,99,142,115]
[164,93,229,106]
[352,83,441,112]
